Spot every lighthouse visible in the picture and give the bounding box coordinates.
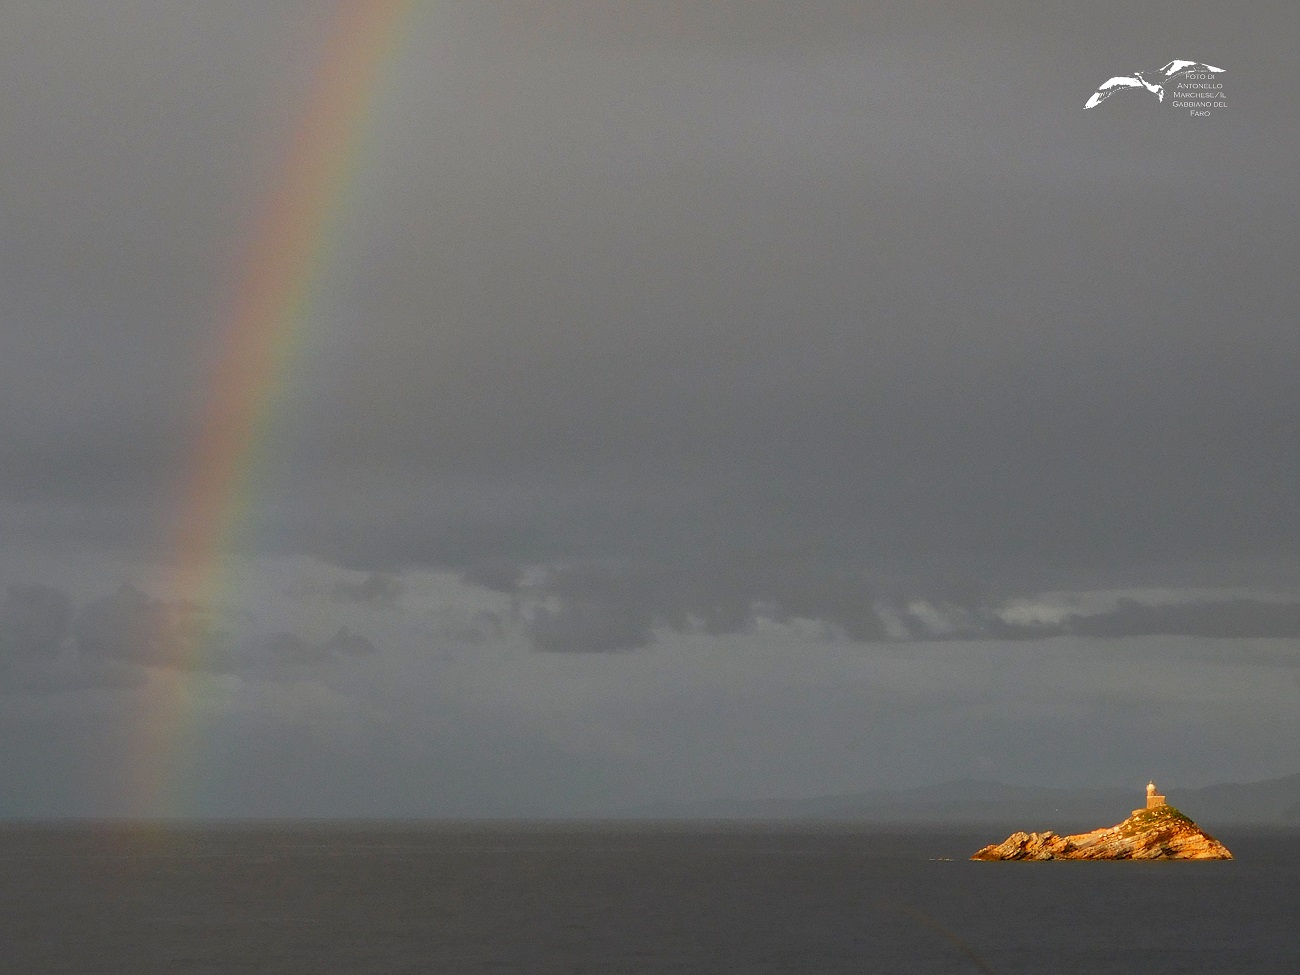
[1134,780,1168,815]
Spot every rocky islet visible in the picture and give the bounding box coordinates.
[971,783,1233,861]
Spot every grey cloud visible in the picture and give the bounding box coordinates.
[488,557,1300,650]
[258,631,330,667]
[429,609,509,647]
[0,656,145,697]
[1066,598,1300,640]
[528,564,656,652]
[905,597,1300,643]
[0,584,149,693]
[2,0,1296,596]
[515,558,885,651]
[530,601,654,654]
[0,584,72,657]
[320,626,377,657]
[2,0,1299,813]
[467,610,508,643]
[329,572,403,605]
[72,585,213,668]
[461,559,525,594]
[246,626,376,680]
[66,585,378,677]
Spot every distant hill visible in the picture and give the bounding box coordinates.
[619,773,1300,826]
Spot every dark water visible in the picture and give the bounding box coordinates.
[0,822,1294,974]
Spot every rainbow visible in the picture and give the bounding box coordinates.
[138,0,416,816]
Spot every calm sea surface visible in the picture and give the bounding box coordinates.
[0,822,1294,974]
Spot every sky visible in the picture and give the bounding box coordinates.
[1,0,1297,817]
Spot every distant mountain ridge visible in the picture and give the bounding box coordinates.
[619,773,1300,826]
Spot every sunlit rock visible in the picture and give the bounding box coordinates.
[971,782,1233,861]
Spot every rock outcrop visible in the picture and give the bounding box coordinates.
[971,804,1232,860]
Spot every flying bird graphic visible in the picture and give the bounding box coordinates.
[1084,60,1224,109]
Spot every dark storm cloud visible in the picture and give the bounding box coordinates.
[237,0,1295,595]
[3,0,1296,597]
[1,0,1297,683]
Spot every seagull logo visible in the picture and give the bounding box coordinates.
[1084,60,1224,109]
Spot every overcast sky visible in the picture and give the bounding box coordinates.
[1,1,1297,817]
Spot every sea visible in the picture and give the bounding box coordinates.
[1,822,1295,974]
